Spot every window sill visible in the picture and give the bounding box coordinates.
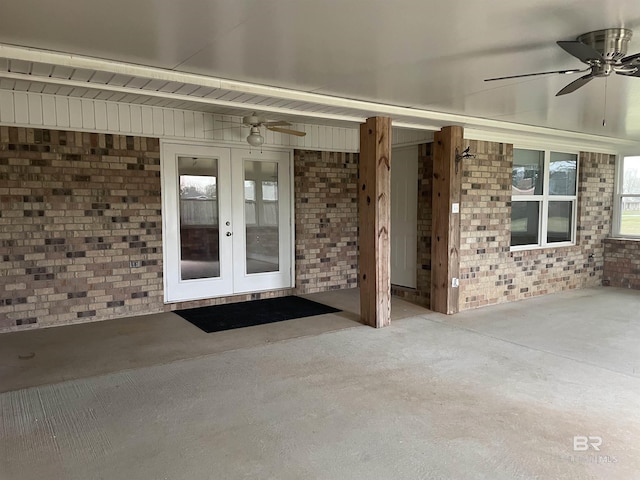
[605,236,640,242]
[510,242,576,253]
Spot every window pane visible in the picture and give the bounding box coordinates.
[245,160,279,274]
[245,202,256,224]
[547,201,573,243]
[262,181,278,201]
[177,157,220,281]
[180,175,216,200]
[244,180,256,226]
[549,152,577,196]
[620,197,640,235]
[623,156,640,194]
[244,180,256,201]
[511,201,540,246]
[513,149,544,195]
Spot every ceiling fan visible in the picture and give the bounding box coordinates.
[241,113,306,147]
[485,28,640,96]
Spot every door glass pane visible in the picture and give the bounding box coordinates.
[513,149,544,195]
[178,156,220,280]
[549,152,577,195]
[620,197,640,235]
[547,201,573,243]
[245,160,279,274]
[511,201,540,246]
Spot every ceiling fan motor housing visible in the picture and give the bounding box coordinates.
[243,114,264,126]
[577,28,632,62]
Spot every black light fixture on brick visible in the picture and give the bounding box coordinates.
[455,146,476,173]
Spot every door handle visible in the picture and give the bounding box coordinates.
[226,232,233,236]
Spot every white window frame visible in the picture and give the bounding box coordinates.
[613,155,640,239]
[511,147,579,251]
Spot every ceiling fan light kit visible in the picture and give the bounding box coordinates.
[246,126,265,147]
[485,28,640,96]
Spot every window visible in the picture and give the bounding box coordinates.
[261,180,278,226]
[244,180,256,225]
[615,156,640,237]
[511,149,578,249]
[179,174,217,226]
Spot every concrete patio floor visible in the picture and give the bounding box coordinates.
[1,287,639,479]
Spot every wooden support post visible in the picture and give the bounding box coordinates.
[431,125,463,314]
[358,117,392,328]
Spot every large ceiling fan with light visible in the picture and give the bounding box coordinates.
[241,113,306,147]
[485,28,640,96]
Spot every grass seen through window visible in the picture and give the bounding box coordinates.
[620,210,640,236]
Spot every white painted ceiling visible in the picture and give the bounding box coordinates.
[2,0,640,144]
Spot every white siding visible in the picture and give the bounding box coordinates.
[27,93,43,125]
[68,98,82,128]
[13,92,29,124]
[0,90,15,123]
[0,90,433,151]
[94,101,108,131]
[55,96,69,127]
[392,128,433,146]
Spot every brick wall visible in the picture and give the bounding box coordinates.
[0,128,165,329]
[0,127,621,329]
[293,150,358,293]
[391,143,432,307]
[603,239,640,289]
[459,141,614,310]
[0,128,358,331]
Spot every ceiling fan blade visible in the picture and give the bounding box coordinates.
[485,68,587,82]
[262,121,291,127]
[616,68,640,77]
[620,52,640,67]
[557,40,603,64]
[555,73,594,96]
[266,126,306,137]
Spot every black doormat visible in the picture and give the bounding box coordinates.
[175,296,341,333]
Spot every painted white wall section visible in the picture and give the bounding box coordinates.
[0,90,431,151]
[0,90,358,151]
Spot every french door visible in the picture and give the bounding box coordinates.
[161,142,292,303]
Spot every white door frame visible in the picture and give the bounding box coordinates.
[161,140,294,303]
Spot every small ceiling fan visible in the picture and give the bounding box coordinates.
[241,113,306,147]
[485,28,640,96]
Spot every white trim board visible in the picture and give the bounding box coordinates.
[464,128,622,156]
